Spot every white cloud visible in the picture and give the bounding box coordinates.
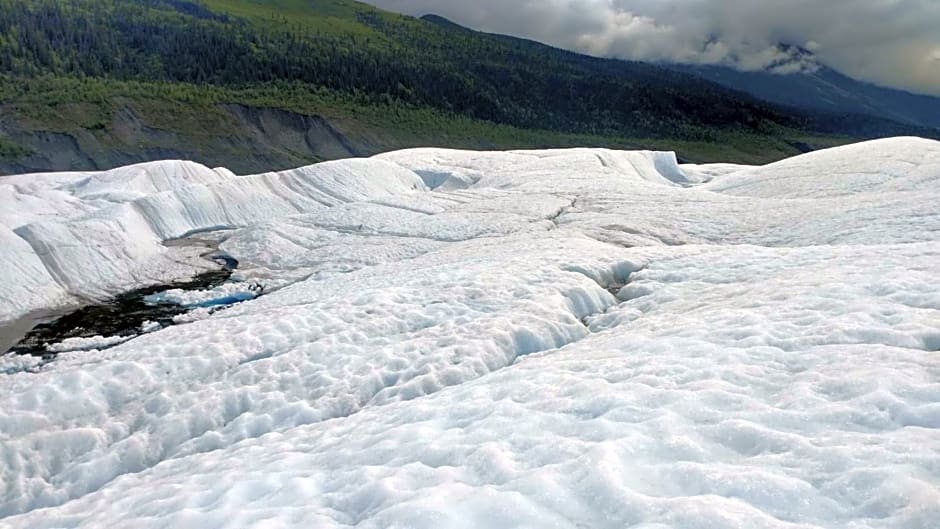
[367,0,940,96]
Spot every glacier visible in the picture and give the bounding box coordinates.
[0,137,938,528]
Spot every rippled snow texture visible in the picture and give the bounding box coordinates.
[1,137,939,529]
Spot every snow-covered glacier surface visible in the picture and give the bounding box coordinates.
[1,137,939,528]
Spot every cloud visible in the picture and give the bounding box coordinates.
[366,0,940,96]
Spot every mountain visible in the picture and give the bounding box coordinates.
[0,0,936,174]
[415,16,940,143]
[668,48,940,131]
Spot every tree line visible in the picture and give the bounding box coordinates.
[0,0,801,139]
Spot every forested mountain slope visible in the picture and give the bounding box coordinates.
[669,62,940,131]
[0,0,934,173]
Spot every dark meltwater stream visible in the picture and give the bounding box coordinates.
[8,266,236,358]
[2,234,254,359]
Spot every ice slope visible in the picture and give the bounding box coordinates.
[67,160,233,202]
[705,136,940,198]
[0,158,425,320]
[2,138,940,529]
[0,227,71,322]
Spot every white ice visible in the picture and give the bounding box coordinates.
[45,334,136,354]
[1,138,939,529]
[144,282,261,308]
[0,158,425,320]
[139,321,162,334]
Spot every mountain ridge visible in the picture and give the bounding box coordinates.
[417,13,940,134]
[0,0,936,174]
[667,60,940,131]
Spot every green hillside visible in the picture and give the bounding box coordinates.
[0,0,924,173]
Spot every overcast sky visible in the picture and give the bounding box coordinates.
[366,0,940,96]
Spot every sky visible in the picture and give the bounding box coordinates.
[366,0,940,96]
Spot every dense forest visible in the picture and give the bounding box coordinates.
[0,0,801,139]
[0,0,935,172]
